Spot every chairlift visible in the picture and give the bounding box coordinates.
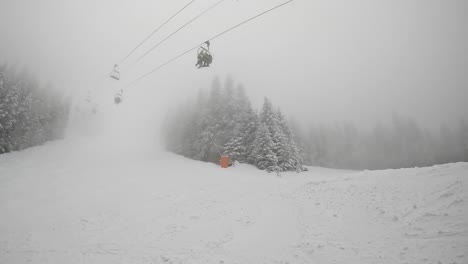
[85,91,92,103]
[114,89,123,104]
[195,41,213,69]
[110,64,120,80]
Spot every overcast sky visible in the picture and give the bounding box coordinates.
[1,0,467,133]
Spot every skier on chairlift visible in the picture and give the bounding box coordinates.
[114,90,123,104]
[195,41,212,68]
[195,50,205,68]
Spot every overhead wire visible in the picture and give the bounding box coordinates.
[135,0,229,63]
[125,0,295,88]
[118,0,197,65]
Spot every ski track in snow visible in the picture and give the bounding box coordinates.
[0,140,467,264]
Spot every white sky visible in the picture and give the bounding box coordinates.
[1,0,467,132]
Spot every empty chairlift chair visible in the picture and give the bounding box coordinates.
[110,64,120,80]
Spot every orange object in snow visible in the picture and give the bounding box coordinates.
[220,156,230,168]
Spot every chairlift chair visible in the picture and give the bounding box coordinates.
[195,41,213,69]
[114,89,123,104]
[110,64,120,80]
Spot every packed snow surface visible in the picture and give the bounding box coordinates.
[0,139,467,264]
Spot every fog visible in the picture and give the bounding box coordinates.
[1,0,467,140]
[2,2,468,261]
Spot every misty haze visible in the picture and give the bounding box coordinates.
[1,0,467,263]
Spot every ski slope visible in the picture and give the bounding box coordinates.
[0,139,467,264]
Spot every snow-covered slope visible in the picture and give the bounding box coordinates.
[0,139,467,264]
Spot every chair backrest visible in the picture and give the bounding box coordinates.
[110,71,120,80]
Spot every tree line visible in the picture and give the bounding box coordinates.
[163,77,306,173]
[294,114,468,170]
[0,64,70,154]
[165,77,468,171]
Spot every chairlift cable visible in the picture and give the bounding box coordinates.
[118,0,197,65]
[125,0,295,88]
[207,0,294,47]
[135,0,228,63]
[126,44,199,87]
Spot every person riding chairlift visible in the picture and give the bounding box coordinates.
[195,50,205,68]
[195,41,212,68]
[114,90,123,104]
[203,52,212,67]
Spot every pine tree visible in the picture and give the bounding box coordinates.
[243,106,258,164]
[0,64,70,155]
[276,110,306,171]
[163,78,308,172]
[259,98,278,134]
[1,70,20,152]
[252,122,278,172]
[224,86,258,164]
[0,69,11,153]
[224,135,245,163]
[258,98,286,170]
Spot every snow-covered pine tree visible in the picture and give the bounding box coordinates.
[223,135,244,163]
[274,109,293,171]
[224,84,258,164]
[258,98,277,133]
[0,64,70,155]
[2,70,21,152]
[243,106,258,164]
[12,73,34,150]
[252,122,278,172]
[223,87,244,163]
[226,108,259,165]
[258,98,289,171]
[276,110,307,171]
[192,129,216,161]
[275,110,293,170]
[0,69,10,153]
[185,94,208,158]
